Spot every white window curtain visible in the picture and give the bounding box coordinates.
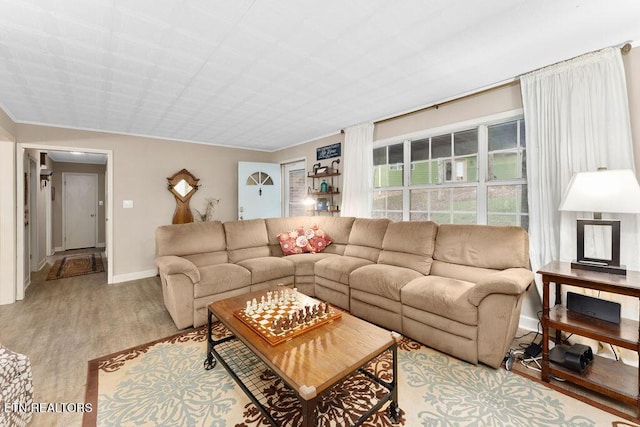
[521,47,639,366]
[341,123,374,218]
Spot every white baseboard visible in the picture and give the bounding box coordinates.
[111,269,157,284]
[96,242,106,248]
[517,314,540,332]
[54,246,64,253]
[38,257,49,272]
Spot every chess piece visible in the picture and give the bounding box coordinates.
[251,298,258,311]
[245,300,253,315]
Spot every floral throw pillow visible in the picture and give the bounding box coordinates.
[277,227,309,255]
[303,224,334,253]
[277,225,334,255]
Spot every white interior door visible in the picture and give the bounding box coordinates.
[238,162,281,220]
[64,173,98,249]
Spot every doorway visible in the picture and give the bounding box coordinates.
[16,144,114,302]
[63,173,98,250]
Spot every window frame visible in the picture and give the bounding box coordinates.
[372,109,527,227]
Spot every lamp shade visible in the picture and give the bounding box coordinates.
[559,169,640,214]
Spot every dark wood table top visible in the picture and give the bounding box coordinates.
[538,261,640,297]
[208,287,398,399]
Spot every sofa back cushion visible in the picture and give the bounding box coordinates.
[433,224,529,270]
[378,221,438,275]
[224,219,270,263]
[265,216,355,256]
[343,218,391,262]
[156,221,228,266]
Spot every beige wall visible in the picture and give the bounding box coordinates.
[16,124,271,280]
[51,162,107,250]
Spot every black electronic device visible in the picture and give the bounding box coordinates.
[549,343,593,373]
[566,292,621,324]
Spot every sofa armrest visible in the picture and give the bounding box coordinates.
[467,268,533,306]
[156,255,200,283]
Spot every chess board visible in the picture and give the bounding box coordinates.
[233,292,342,346]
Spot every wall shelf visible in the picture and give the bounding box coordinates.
[307,168,340,216]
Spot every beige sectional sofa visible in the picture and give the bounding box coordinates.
[155,216,533,368]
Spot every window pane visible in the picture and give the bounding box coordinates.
[489,152,519,180]
[452,187,477,214]
[487,184,528,229]
[488,122,517,151]
[375,165,404,187]
[488,185,518,212]
[410,189,427,210]
[410,161,430,185]
[389,143,403,164]
[373,190,403,211]
[430,188,451,211]
[373,147,386,166]
[411,139,428,161]
[431,135,451,159]
[519,119,526,147]
[454,129,477,156]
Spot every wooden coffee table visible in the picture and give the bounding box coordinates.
[204,287,401,426]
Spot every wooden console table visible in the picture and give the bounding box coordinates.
[538,261,640,417]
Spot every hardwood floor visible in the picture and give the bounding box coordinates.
[0,249,180,426]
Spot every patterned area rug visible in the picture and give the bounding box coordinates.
[84,325,631,427]
[46,254,104,281]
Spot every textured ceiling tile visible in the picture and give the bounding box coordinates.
[1,1,640,150]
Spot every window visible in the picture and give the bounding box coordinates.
[282,160,306,217]
[372,114,528,229]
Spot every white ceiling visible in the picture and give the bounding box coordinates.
[1,1,639,152]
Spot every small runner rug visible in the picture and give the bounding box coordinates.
[46,254,105,281]
[84,324,632,427]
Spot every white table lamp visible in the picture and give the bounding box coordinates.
[559,169,640,275]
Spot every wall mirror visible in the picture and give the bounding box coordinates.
[167,169,200,224]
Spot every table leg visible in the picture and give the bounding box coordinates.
[300,396,318,427]
[203,309,216,370]
[541,279,550,382]
[387,343,401,423]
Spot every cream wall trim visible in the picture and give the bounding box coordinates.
[111,269,157,284]
[0,141,16,305]
[374,108,524,147]
[17,143,114,288]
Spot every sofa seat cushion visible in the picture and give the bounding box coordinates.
[237,257,295,284]
[350,264,423,302]
[315,256,373,285]
[284,252,339,276]
[401,276,478,326]
[195,264,251,298]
